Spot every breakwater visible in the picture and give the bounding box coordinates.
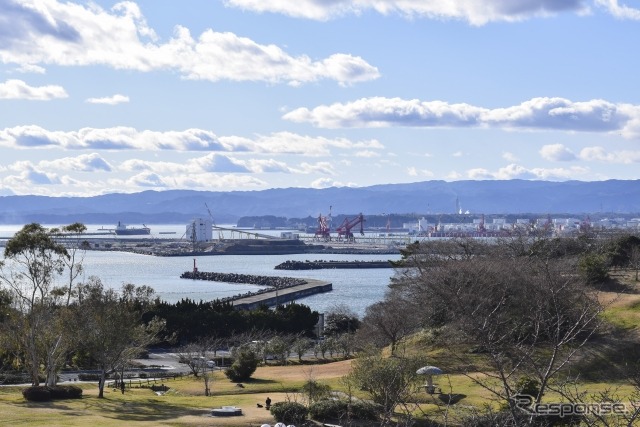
[274,260,393,270]
[180,271,305,287]
[179,271,332,309]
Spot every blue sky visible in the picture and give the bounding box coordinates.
[1,0,639,196]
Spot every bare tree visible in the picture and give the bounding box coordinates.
[176,339,218,395]
[390,237,605,425]
[357,294,421,356]
[291,335,313,362]
[347,349,426,426]
[324,303,360,337]
[631,244,640,282]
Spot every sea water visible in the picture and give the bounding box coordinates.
[0,224,401,316]
[81,251,401,317]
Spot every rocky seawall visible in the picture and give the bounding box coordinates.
[274,260,393,270]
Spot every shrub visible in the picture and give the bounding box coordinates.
[309,399,378,422]
[0,373,32,385]
[270,401,308,425]
[578,253,609,284]
[515,376,540,398]
[78,373,104,381]
[301,379,331,404]
[22,386,52,402]
[224,347,259,382]
[48,385,83,399]
[22,385,83,402]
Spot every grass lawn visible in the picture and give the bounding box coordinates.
[0,360,354,426]
[3,358,638,426]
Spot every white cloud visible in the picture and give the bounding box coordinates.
[119,159,184,173]
[3,165,61,186]
[38,153,112,172]
[0,0,378,86]
[355,150,381,158]
[0,79,67,100]
[579,146,640,163]
[407,167,434,177]
[243,159,291,173]
[6,157,110,179]
[119,155,342,176]
[295,162,336,175]
[595,0,640,20]
[446,170,464,180]
[86,94,130,105]
[0,126,383,157]
[228,132,384,156]
[192,153,251,173]
[452,151,464,157]
[157,173,266,189]
[465,163,590,180]
[0,126,227,150]
[224,0,589,25]
[467,168,494,179]
[539,144,577,161]
[284,96,640,138]
[15,64,46,74]
[310,177,356,189]
[284,97,485,129]
[502,151,519,162]
[127,171,166,188]
[0,167,267,196]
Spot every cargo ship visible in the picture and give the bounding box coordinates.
[114,221,151,236]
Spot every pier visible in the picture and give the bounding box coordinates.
[232,279,332,310]
[180,271,333,310]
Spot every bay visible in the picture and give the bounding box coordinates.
[0,224,402,316]
[81,251,401,317]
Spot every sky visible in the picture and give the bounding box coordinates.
[1,0,640,197]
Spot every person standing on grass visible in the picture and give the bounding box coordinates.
[120,381,125,394]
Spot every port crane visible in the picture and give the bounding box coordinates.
[336,213,365,242]
[205,202,225,240]
[314,206,332,241]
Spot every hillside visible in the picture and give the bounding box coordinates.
[0,179,638,224]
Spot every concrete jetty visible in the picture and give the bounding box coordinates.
[231,279,332,310]
[180,270,333,310]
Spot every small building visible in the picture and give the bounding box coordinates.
[187,218,213,242]
[280,232,300,240]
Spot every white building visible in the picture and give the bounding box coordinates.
[186,218,213,242]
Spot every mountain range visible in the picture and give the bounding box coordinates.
[0,180,638,225]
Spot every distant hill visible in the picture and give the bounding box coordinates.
[0,179,638,225]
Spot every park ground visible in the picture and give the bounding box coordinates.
[2,270,640,426]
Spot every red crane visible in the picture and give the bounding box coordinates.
[580,216,592,232]
[314,213,331,241]
[478,214,486,232]
[336,213,365,242]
